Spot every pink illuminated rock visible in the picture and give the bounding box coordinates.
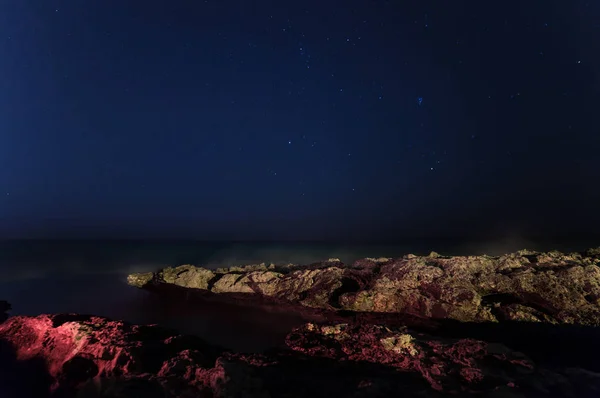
[1,313,600,397]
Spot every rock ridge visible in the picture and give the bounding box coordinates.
[128,247,600,325]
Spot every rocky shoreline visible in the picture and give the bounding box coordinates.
[1,247,600,397]
[128,247,600,326]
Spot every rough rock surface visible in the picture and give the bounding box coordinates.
[128,247,600,325]
[1,313,599,397]
[286,322,600,396]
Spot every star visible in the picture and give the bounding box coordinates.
[3,0,597,243]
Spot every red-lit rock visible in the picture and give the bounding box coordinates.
[0,314,225,396]
[1,313,600,397]
[286,322,534,393]
[128,247,600,326]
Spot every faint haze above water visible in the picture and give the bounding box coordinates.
[0,237,597,282]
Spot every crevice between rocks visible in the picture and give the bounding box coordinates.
[206,274,225,291]
[481,293,556,321]
[329,278,361,308]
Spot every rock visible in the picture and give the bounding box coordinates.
[1,313,599,397]
[159,265,216,290]
[0,300,10,323]
[125,272,153,288]
[0,313,224,397]
[128,247,600,326]
[285,322,600,396]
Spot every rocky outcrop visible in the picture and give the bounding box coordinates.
[128,247,600,326]
[1,300,10,323]
[0,314,222,397]
[286,322,600,396]
[1,313,599,397]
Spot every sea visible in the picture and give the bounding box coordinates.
[1,238,597,352]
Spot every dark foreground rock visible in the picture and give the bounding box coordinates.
[1,313,599,397]
[128,247,600,326]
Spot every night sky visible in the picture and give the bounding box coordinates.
[1,1,599,242]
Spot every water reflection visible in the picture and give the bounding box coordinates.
[0,273,310,352]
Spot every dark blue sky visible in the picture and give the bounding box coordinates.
[1,1,599,241]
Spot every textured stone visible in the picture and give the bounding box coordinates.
[128,247,600,326]
[2,314,599,397]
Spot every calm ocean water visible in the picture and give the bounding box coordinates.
[1,238,597,351]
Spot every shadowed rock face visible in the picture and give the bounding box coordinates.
[128,247,600,326]
[1,313,599,397]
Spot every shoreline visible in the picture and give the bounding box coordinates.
[2,246,600,397]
